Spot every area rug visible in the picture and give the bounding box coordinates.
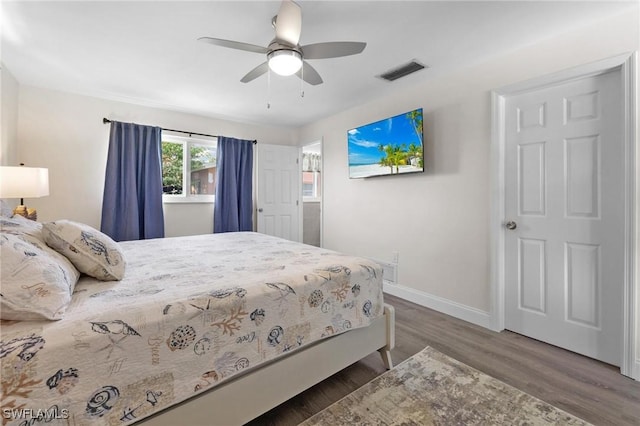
[300,346,591,425]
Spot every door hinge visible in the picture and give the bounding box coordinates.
[296,200,299,206]
[296,158,299,164]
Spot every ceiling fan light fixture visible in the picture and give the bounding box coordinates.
[268,49,302,76]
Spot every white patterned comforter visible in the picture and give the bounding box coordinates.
[0,232,383,425]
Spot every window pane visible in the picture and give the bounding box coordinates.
[190,144,217,195]
[302,183,314,197]
[162,141,183,194]
[302,171,321,198]
[302,171,314,185]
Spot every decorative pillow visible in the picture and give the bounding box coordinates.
[0,214,44,240]
[42,220,126,281]
[0,233,80,320]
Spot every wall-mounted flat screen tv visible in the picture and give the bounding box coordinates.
[347,108,424,179]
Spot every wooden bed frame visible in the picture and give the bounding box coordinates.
[141,304,395,425]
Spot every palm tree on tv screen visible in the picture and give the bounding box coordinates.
[407,110,424,168]
[407,143,423,168]
[407,110,423,142]
[378,144,394,173]
[378,144,407,174]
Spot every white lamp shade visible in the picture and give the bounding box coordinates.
[268,50,303,76]
[0,167,50,199]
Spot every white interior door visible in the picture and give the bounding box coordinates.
[256,144,300,242]
[504,69,624,366]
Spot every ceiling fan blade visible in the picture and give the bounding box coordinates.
[296,61,323,86]
[275,0,302,46]
[301,42,366,59]
[198,37,268,54]
[241,62,269,83]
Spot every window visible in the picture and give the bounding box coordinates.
[302,151,321,201]
[161,135,217,202]
[302,171,321,199]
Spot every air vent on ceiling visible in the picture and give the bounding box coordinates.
[378,60,427,82]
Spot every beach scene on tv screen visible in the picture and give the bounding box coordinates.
[348,108,423,178]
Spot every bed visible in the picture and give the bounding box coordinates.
[1,218,394,426]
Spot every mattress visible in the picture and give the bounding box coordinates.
[0,232,383,425]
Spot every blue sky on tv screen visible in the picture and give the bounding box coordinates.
[348,109,423,166]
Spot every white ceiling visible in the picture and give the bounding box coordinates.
[1,1,635,128]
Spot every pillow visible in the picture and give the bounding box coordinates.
[0,233,80,320]
[0,214,44,240]
[42,220,126,281]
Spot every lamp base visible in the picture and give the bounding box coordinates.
[13,205,38,221]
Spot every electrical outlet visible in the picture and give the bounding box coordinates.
[392,251,399,264]
[381,262,397,285]
[371,257,398,285]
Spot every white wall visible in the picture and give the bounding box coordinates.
[16,86,297,233]
[162,202,215,237]
[0,66,20,214]
[1,65,19,167]
[299,10,639,322]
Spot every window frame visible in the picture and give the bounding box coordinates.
[161,134,217,204]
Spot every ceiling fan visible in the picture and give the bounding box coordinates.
[198,0,366,86]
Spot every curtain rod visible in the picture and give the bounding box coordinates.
[102,118,257,144]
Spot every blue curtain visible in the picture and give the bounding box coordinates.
[214,137,254,233]
[101,121,165,241]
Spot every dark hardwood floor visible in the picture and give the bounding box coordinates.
[248,293,640,425]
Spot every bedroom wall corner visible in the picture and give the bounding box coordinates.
[633,50,640,381]
[1,64,19,167]
[0,64,20,214]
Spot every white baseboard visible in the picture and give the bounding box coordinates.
[383,283,493,330]
[633,359,640,381]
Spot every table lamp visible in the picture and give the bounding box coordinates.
[0,164,50,220]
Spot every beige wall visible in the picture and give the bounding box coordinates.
[16,86,297,233]
[298,8,639,361]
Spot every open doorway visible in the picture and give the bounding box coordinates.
[301,141,322,247]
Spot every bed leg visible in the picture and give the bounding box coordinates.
[378,348,393,369]
[379,303,396,369]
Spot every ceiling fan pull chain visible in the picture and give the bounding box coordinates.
[300,63,304,98]
[267,68,271,109]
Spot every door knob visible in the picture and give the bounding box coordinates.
[505,221,517,230]
[258,208,263,212]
